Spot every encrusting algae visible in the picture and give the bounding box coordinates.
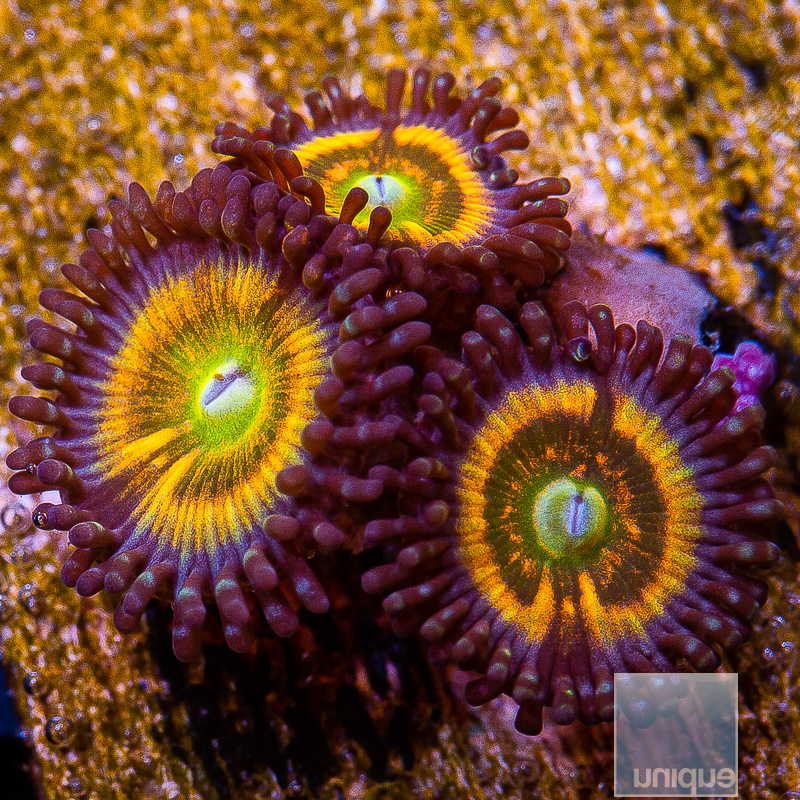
[1,1,799,798]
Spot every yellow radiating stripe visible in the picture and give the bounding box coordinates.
[136,449,197,533]
[579,570,645,643]
[98,422,189,474]
[399,220,435,246]
[214,494,237,551]
[170,449,215,551]
[293,129,382,164]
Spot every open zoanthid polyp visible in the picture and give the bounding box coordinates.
[6,163,431,661]
[361,300,783,734]
[212,67,572,309]
[4,66,786,736]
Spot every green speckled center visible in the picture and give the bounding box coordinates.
[533,478,608,558]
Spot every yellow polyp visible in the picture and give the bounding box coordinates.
[291,123,496,246]
[94,255,334,554]
[456,375,704,650]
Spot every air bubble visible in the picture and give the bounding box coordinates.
[65,777,87,797]
[17,583,40,615]
[567,337,592,362]
[45,715,75,747]
[22,671,49,697]
[10,544,33,565]
[1,502,30,535]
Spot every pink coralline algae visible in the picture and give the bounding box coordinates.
[712,341,776,413]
